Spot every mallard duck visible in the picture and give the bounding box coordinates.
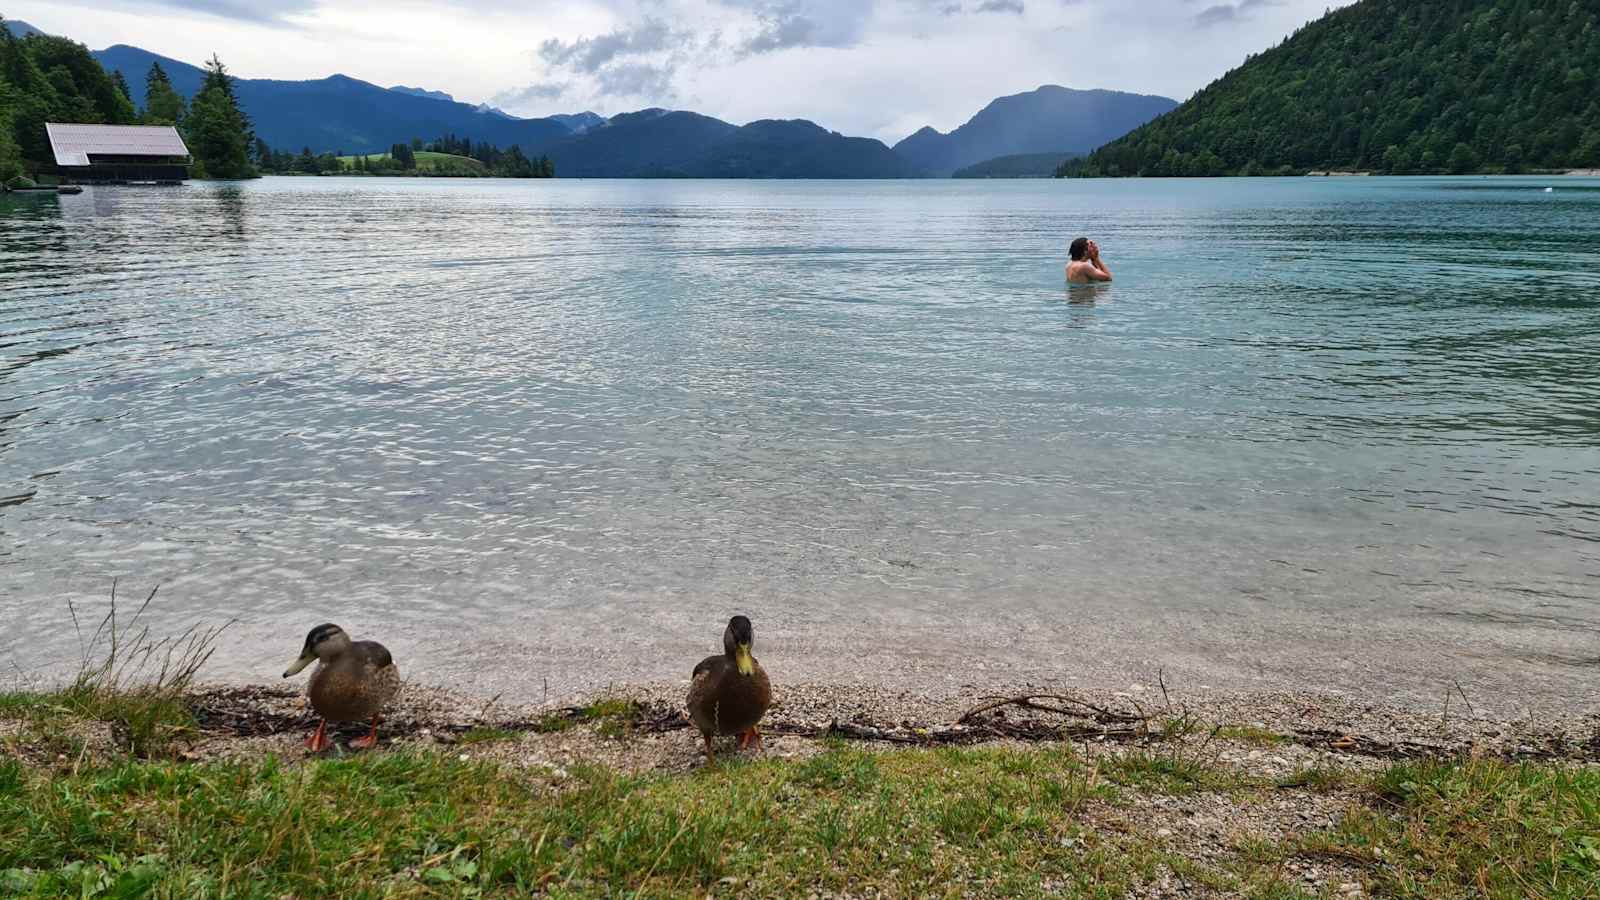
[282,623,401,752]
[686,615,771,763]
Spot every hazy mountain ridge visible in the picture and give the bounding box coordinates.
[389,85,454,102]
[41,23,1175,177]
[952,151,1081,178]
[894,86,1179,176]
[92,45,578,154]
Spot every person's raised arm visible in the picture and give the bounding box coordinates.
[1088,242,1113,282]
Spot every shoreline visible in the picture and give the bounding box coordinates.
[6,676,1590,770]
[5,678,1596,896]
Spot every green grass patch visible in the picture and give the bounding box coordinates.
[456,727,520,746]
[1307,757,1600,898]
[1217,725,1289,746]
[580,697,642,738]
[0,745,1153,896]
[336,151,488,174]
[1,732,1592,897]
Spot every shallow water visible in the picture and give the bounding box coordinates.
[2,176,1598,711]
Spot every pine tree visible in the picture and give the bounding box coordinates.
[183,55,253,178]
[144,61,185,125]
[110,69,132,105]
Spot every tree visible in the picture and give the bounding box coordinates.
[144,61,185,125]
[110,69,132,105]
[182,55,253,178]
[1447,141,1480,174]
[0,21,63,167]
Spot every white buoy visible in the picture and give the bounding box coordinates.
[1544,187,1554,193]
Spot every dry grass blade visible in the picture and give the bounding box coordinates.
[56,583,233,756]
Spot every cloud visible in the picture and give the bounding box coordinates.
[974,0,1024,13]
[718,0,878,54]
[595,61,677,97]
[87,0,318,25]
[490,82,569,106]
[1194,0,1280,28]
[538,18,687,74]
[530,17,703,101]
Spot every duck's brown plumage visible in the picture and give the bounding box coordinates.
[687,652,771,738]
[307,639,401,723]
[686,615,771,755]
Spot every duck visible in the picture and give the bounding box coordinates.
[282,623,401,752]
[686,615,771,763]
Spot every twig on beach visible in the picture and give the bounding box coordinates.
[1451,678,1476,719]
[957,694,1143,726]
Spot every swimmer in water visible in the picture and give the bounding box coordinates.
[1066,237,1112,284]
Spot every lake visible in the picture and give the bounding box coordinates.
[2,176,1597,713]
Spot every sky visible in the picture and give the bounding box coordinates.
[8,0,1353,143]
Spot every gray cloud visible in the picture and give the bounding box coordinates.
[1194,0,1280,27]
[529,17,703,101]
[94,0,318,25]
[975,0,1024,13]
[718,0,877,54]
[490,82,569,106]
[595,62,678,98]
[538,19,687,74]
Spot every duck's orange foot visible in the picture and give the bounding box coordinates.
[304,720,332,752]
[350,716,381,750]
[736,727,764,753]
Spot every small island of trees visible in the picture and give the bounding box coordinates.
[255,133,553,179]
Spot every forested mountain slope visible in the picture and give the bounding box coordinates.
[1060,0,1600,177]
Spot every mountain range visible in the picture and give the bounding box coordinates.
[894,87,1178,176]
[91,44,581,155]
[11,19,1177,178]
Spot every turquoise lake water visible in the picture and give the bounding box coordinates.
[2,176,1597,710]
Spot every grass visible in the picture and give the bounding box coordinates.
[3,607,1594,897]
[1,584,226,758]
[0,745,1162,897]
[1305,758,1600,898]
[0,739,1592,898]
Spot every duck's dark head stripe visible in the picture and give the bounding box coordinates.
[728,615,754,644]
[306,623,343,646]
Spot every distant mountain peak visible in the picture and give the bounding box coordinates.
[1,19,47,39]
[893,84,1178,176]
[548,111,605,134]
[390,85,455,103]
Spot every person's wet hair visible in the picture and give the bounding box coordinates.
[1069,237,1089,261]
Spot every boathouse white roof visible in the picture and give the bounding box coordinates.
[46,123,191,167]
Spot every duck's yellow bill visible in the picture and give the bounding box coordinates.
[283,653,314,678]
[735,644,754,676]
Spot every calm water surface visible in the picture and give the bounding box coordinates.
[3,177,1598,710]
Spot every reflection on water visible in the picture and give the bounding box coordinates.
[2,176,1598,708]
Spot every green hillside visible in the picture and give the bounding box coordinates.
[1060,0,1600,177]
[952,152,1080,178]
[336,150,487,175]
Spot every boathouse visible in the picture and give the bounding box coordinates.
[46,123,191,183]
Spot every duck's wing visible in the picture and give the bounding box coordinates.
[352,640,394,671]
[691,654,725,682]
